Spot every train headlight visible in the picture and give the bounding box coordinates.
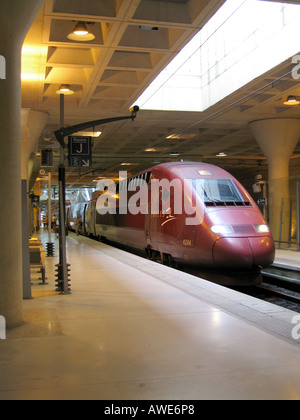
[254,224,270,233]
[210,225,234,234]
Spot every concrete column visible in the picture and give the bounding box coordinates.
[249,118,300,243]
[21,110,50,181]
[21,110,49,300]
[0,0,44,328]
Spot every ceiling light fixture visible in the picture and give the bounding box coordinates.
[216,152,227,157]
[73,22,89,36]
[74,131,102,138]
[56,84,75,95]
[68,22,95,42]
[283,95,300,106]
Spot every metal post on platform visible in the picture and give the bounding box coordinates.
[55,93,70,294]
[278,198,284,249]
[52,105,140,294]
[46,172,54,257]
[297,182,300,252]
[262,181,267,221]
[288,198,293,248]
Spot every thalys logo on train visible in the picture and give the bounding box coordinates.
[96,171,205,226]
[0,56,6,80]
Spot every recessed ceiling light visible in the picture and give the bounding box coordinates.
[121,163,138,166]
[166,134,197,140]
[74,131,102,138]
[56,84,75,95]
[283,95,300,106]
[68,22,95,42]
[216,152,227,157]
[73,22,89,36]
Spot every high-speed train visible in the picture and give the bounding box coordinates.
[67,162,275,285]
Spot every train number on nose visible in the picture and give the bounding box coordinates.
[183,239,193,247]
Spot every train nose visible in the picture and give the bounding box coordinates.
[248,237,275,267]
[212,237,275,270]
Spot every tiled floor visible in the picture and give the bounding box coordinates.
[1,232,300,400]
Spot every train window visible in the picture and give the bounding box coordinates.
[128,178,135,190]
[145,172,151,184]
[198,170,213,176]
[193,179,243,203]
[125,172,151,190]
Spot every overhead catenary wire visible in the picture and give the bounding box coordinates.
[174,68,296,136]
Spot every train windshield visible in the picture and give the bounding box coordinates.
[192,178,244,203]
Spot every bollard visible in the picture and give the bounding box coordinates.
[55,263,71,293]
[46,242,55,257]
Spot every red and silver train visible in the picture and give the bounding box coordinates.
[67,162,275,285]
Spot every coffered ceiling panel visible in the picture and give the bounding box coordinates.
[47,47,99,66]
[52,0,121,17]
[22,0,300,188]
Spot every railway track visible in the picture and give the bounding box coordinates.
[241,266,300,312]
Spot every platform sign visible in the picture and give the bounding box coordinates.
[41,149,54,167]
[30,194,40,204]
[68,136,92,168]
[257,198,267,206]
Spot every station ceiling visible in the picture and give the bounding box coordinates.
[22,0,300,188]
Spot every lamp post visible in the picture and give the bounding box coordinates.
[53,104,140,294]
[55,92,70,294]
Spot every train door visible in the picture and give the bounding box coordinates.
[145,176,151,246]
[145,172,158,251]
[66,207,70,229]
[91,199,96,237]
[83,204,88,236]
[145,211,151,246]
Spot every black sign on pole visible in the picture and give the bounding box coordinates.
[68,136,92,168]
[41,149,54,167]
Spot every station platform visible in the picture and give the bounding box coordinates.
[1,232,300,400]
[274,249,300,271]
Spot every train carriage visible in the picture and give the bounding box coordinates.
[67,162,275,285]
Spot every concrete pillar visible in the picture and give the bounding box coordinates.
[0,0,44,328]
[249,118,300,243]
[21,109,50,181]
[21,109,49,300]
